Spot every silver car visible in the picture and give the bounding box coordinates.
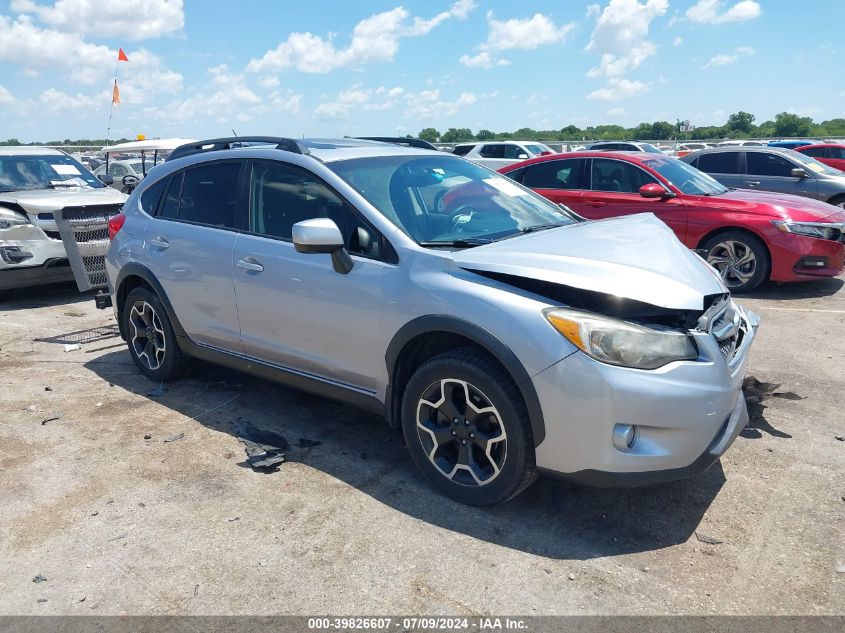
[681,146,845,209]
[105,137,758,505]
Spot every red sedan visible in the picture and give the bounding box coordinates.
[498,151,845,292]
[795,143,845,172]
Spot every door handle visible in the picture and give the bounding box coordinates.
[150,236,169,249]
[237,257,264,272]
[746,181,760,187]
[585,200,606,207]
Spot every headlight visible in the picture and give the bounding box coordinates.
[545,308,698,370]
[0,207,30,230]
[771,220,841,240]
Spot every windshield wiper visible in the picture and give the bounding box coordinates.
[418,237,492,248]
[491,222,568,242]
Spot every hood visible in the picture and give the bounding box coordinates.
[0,187,127,215]
[716,188,845,222]
[452,213,726,311]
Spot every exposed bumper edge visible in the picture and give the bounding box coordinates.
[0,260,74,291]
[544,393,749,488]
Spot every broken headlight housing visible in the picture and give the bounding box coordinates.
[0,207,30,230]
[545,308,698,370]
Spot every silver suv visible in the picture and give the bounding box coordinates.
[105,137,759,505]
[0,147,126,292]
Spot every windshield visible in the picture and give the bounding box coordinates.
[788,150,842,176]
[643,157,728,196]
[329,155,576,245]
[0,154,103,192]
[640,143,664,154]
[525,144,552,156]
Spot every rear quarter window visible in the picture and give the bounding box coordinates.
[139,177,167,216]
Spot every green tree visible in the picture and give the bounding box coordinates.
[418,128,440,143]
[440,127,474,143]
[774,112,812,137]
[650,121,676,140]
[558,125,582,140]
[475,129,495,141]
[726,111,756,134]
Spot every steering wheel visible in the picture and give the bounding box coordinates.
[122,174,140,193]
[445,203,478,233]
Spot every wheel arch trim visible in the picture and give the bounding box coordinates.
[385,315,546,446]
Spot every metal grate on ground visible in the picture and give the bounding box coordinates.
[54,204,124,292]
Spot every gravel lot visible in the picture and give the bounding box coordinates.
[1,279,843,615]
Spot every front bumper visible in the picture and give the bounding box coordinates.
[532,303,758,486]
[0,224,71,290]
[767,231,844,282]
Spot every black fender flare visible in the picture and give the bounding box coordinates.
[114,263,188,340]
[385,315,546,446]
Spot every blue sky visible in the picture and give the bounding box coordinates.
[0,0,842,141]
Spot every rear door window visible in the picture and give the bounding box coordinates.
[697,152,741,174]
[178,162,241,227]
[479,144,505,158]
[746,152,795,177]
[522,159,585,189]
[503,145,527,159]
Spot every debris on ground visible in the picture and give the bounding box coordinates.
[107,533,127,542]
[227,517,240,522]
[146,383,167,398]
[772,391,805,401]
[26,404,37,412]
[567,573,575,581]
[742,376,781,404]
[64,344,81,352]
[835,435,844,442]
[32,575,47,583]
[695,531,724,545]
[836,564,845,574]
[37,599,47,603]
[741,375,794,439]
[232,419,288,471]
[44,387,52,392]
[41,414,62,425]
[163,433,184,443]
[297,438,322,448]
[143,433,152,440]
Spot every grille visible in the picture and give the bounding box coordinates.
[53,204,123,291]
[705,300,745,365]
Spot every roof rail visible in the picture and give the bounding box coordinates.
[355,137,438,151]
[168,136,309,162]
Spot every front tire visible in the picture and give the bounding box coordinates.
[123,286,187,381]
[702,230,769,293]
[401,347,536,506]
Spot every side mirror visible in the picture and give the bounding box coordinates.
[98,174,114,186]
[639,183,669,199]
[292,218,353,274]
[790,168,809,178]
[517,153,529,160]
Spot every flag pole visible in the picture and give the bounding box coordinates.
[105,51,123,144]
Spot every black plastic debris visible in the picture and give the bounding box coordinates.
[143,433,152,440]
[146,383,167,398]
[232,419,288,471]
[297,438,321,448]
[163,433,184,443]
[32,575,47,583]
[41,414,62,425]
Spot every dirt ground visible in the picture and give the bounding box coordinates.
[0,278,843,615]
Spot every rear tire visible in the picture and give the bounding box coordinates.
[123,286,187,381]
[401,347,536,506]
[702,230,769,293]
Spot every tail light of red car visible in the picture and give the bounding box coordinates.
[108,213,126,241]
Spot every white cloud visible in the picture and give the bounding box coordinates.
[585,0,668,79]
[270,90,302,115]
[37,87,102,111]
[10,0,184,40]
[162,64,267,124]
[673,36,683,46]
[460,11,575,68]
[247,1,475,74]
[0,15,182,99]
[702,45,754,68]
[405,89,477,118]
[259,76,280,89]
[0,85,16,105]
[606,106,627,117]
[586,4,601,19]
[686,0,762,24]
[315,84,406,119]
[587,78,650,101]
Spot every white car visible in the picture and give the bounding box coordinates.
[459,141,555,169]
[584,141,665,154]
[0,147,126,292]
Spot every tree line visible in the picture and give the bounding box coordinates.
[419,112,845,144]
